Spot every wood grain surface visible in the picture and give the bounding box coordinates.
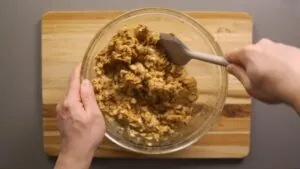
[42,11,253,158]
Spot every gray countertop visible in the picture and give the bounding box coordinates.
[1,0,300,169]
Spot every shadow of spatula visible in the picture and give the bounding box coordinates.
[159,33,229,66]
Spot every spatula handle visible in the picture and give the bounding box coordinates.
[187,51,228,67]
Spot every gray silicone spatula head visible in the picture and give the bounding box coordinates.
[159,33,191,66]
[159,33,228,67]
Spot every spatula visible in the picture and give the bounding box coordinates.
[159,33,229,66]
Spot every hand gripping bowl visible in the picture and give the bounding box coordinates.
[81,8,228,155]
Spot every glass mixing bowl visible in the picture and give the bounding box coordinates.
[81,8,228,154]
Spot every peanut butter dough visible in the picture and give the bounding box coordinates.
[92,25,198,142]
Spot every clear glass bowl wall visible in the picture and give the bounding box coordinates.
[81,8,228,154]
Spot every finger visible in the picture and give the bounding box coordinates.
[225,47,249,66]
[227,64,252,94]
[256,38,273,46]
[66,63,82,101]
[80,79,100,113]
[56,102,62,114]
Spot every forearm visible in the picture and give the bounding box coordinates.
[54,148,94,169]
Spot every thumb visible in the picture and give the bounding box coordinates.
[227,64,252,94]
[80,79,100,113]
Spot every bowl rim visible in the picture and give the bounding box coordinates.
[80,7,228,155]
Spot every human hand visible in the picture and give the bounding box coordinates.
[225,39,300,111]
[54,63,106,169]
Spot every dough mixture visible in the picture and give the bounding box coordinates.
[92,25,198,142]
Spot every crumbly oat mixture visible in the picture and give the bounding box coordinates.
[92,25,198,142]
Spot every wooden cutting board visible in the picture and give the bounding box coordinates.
[42,11,252,158]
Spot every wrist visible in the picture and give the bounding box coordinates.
[55,144,94,169]
[280,71,300,115]
[284,87,300,115]
[290,95,300,115]
[60,146,94,161]
[60,139,95,158]
[288,70,300,115]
